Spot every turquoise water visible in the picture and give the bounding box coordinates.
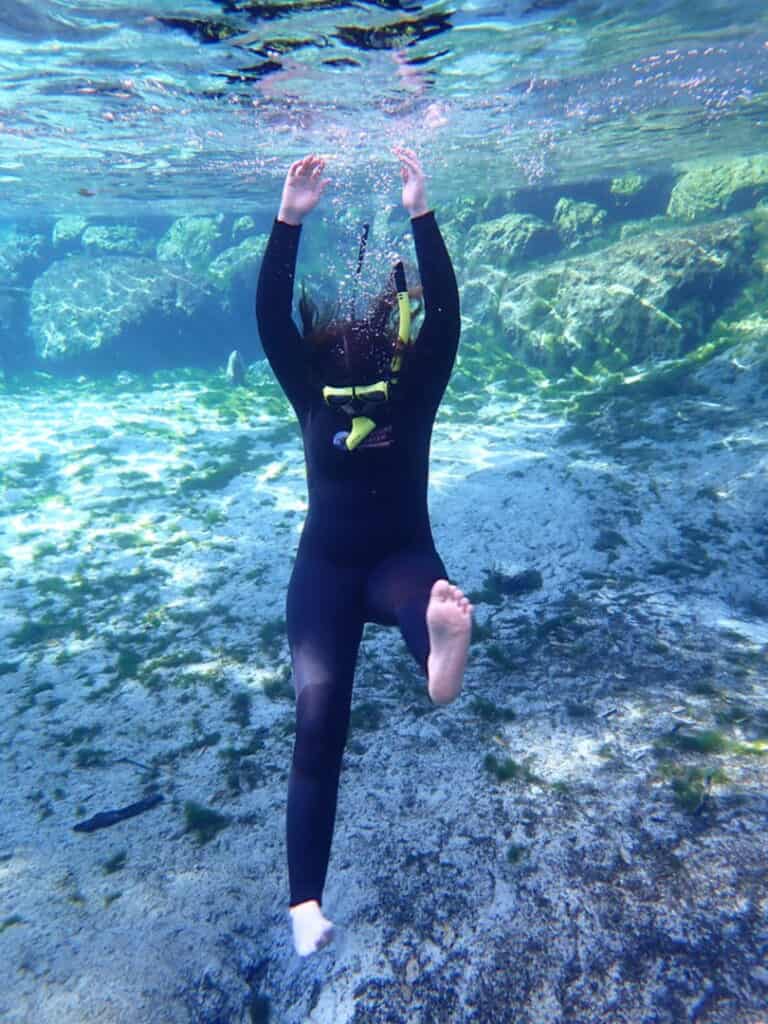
[1,3,768,1023]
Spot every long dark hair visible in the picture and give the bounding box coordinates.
[298,271,422,382]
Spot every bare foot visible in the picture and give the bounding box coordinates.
[426,580,472,705]
[289,900,335,957]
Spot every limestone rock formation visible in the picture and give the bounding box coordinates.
[668,156,768,221]
[496,217,756,375]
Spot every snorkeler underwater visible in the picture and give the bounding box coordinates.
[1,1,767,1022]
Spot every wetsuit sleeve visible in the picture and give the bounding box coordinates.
[403,210,460,413]
[256,219,312,421]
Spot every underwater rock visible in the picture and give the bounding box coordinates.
[208,235,264,294]
[28,254,211,365]
[0,229,47,282]
[552,197,607,247]
[52,216,88,248]
[157,215,225,275]
[464,212,559,274]
[82,225,153,255]
[668,156,768,221]
[497,216,755,375]
[232,215,256,242]
[610,173,648,204]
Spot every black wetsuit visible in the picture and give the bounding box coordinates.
[256,211,460,909]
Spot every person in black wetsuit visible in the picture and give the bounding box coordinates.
[256,148,473,957]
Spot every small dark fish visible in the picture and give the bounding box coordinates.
[73,793,164,833]
[78,188,96,197]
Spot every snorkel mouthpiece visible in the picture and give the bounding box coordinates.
[333,416,377,451]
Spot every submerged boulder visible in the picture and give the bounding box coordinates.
[0,229,47,282]
[207,235,265,295]
[464,212,559,274]
[668,156,768,221]
[52,216,88,249]
[497,217,756,375]
[552,197,607,247]
[82,225,153,256]
[28,254,213,367]
[157,215,226,275]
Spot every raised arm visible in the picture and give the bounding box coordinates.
[255,155,331,422]
[393,147,460,413]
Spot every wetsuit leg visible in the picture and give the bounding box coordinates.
[285,548,365,908]
[364,546,448,674]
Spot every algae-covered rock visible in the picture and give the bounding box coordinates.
[464,212,558,274]
[28,254,209,363]
[668,156,768,221]
[52,216,88,248]
[553,197,607,247]
[207,236,265,293]
[610,174,648,203]
[82,225,152,255]
[157,216,225,275]
[232,215,256,242]
[497,217,755,375]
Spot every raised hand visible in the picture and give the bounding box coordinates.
[392,146,429,218]
[278,154,331,225]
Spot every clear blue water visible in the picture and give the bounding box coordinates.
[1,4,768,1023]
[1,1,767,215]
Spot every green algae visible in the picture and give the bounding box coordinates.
[115,648,142,679]
[258,617,286,657]
[102,851,128,874]
[656,726,767,758]
[10,613,87,647]
[263,668,294,702]
[469,695,516,723]
[183,800,230,844]
[658,762,730,814]
[351,701,383,731]
[229,691,252,728]
[57,724,103,747]
[484,753,541,784]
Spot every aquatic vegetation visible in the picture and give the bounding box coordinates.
[183,800,230,844]
[74,748,110,768]
[658,763,729,814]
[484,753,541,784]
[258,617,287,657]
[116,648,142,680]
[102,851,128,874]
[10,613,87,648]
[262,668,294,702]
[350,701,383,732]
[468,696,516,723]
[655,726,767,757]
[220,733,267,793]
[229,692,252,728]
[57,724,103,748]
[506,844,527,864]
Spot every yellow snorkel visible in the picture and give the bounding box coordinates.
[391,261,411,373]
